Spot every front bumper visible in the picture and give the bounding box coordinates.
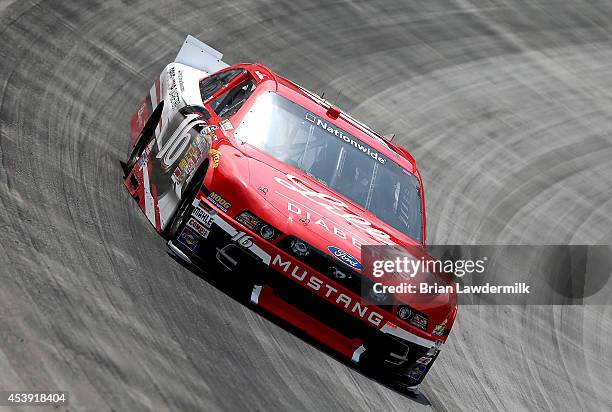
[169,195,444,384]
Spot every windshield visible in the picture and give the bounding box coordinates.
[234,92,423,242]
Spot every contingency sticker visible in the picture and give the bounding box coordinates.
[207,192,231,212]
[187,217,210,239]
[220,119,233,131]
[200,125,218,140]
[415,356,433,365]
[410,313,428,330]
[192,205,214,228]
[210,148,220,168]
[177,227,199,252]
[407,364,427,381]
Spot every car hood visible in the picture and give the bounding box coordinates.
[245,150,419,261]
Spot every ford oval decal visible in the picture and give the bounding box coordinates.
[327,246,363,271]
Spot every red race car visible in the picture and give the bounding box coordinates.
[123,36,457,390]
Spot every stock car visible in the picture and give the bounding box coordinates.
[122,36,457,389]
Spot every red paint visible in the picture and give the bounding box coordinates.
[257,285,364,360]
[129,96,151,146]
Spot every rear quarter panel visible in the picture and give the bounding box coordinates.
[130,62,209,146]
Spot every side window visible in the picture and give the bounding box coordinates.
[210,79,256,119]
[199,69,245,102]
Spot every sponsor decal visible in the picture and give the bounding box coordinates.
[416,356,433,365]
[177,227,199,252]
[187,217,210,239]
[327,246,364,270]
[194,130,210,152]
[209,148,220,168]
[275,174,395,245]
[171,145,202,184]
[287,202,365,247]
[410,313,428,330]
[167,66,181,109]
[138,151,148,170]
[220,118,233,131]
[200,125,218,139]
[207,192,231,212]
[305,113,386,165]
[433,320,447,336]
[407,364,427,381]
[271,254,384,327]
[136,140,155,171]
[192,206,214,228]
[177,69,185,91]
[136,101,147,129]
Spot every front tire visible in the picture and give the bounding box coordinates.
[164,160,209,240]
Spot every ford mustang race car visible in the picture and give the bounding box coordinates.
[123,36,457,389]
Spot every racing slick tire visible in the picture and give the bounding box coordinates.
[164,159,209,240]
[122,101,164,176]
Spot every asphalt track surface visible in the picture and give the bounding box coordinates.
[1,1,612,411]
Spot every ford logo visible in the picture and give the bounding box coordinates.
[327,246,363,271]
